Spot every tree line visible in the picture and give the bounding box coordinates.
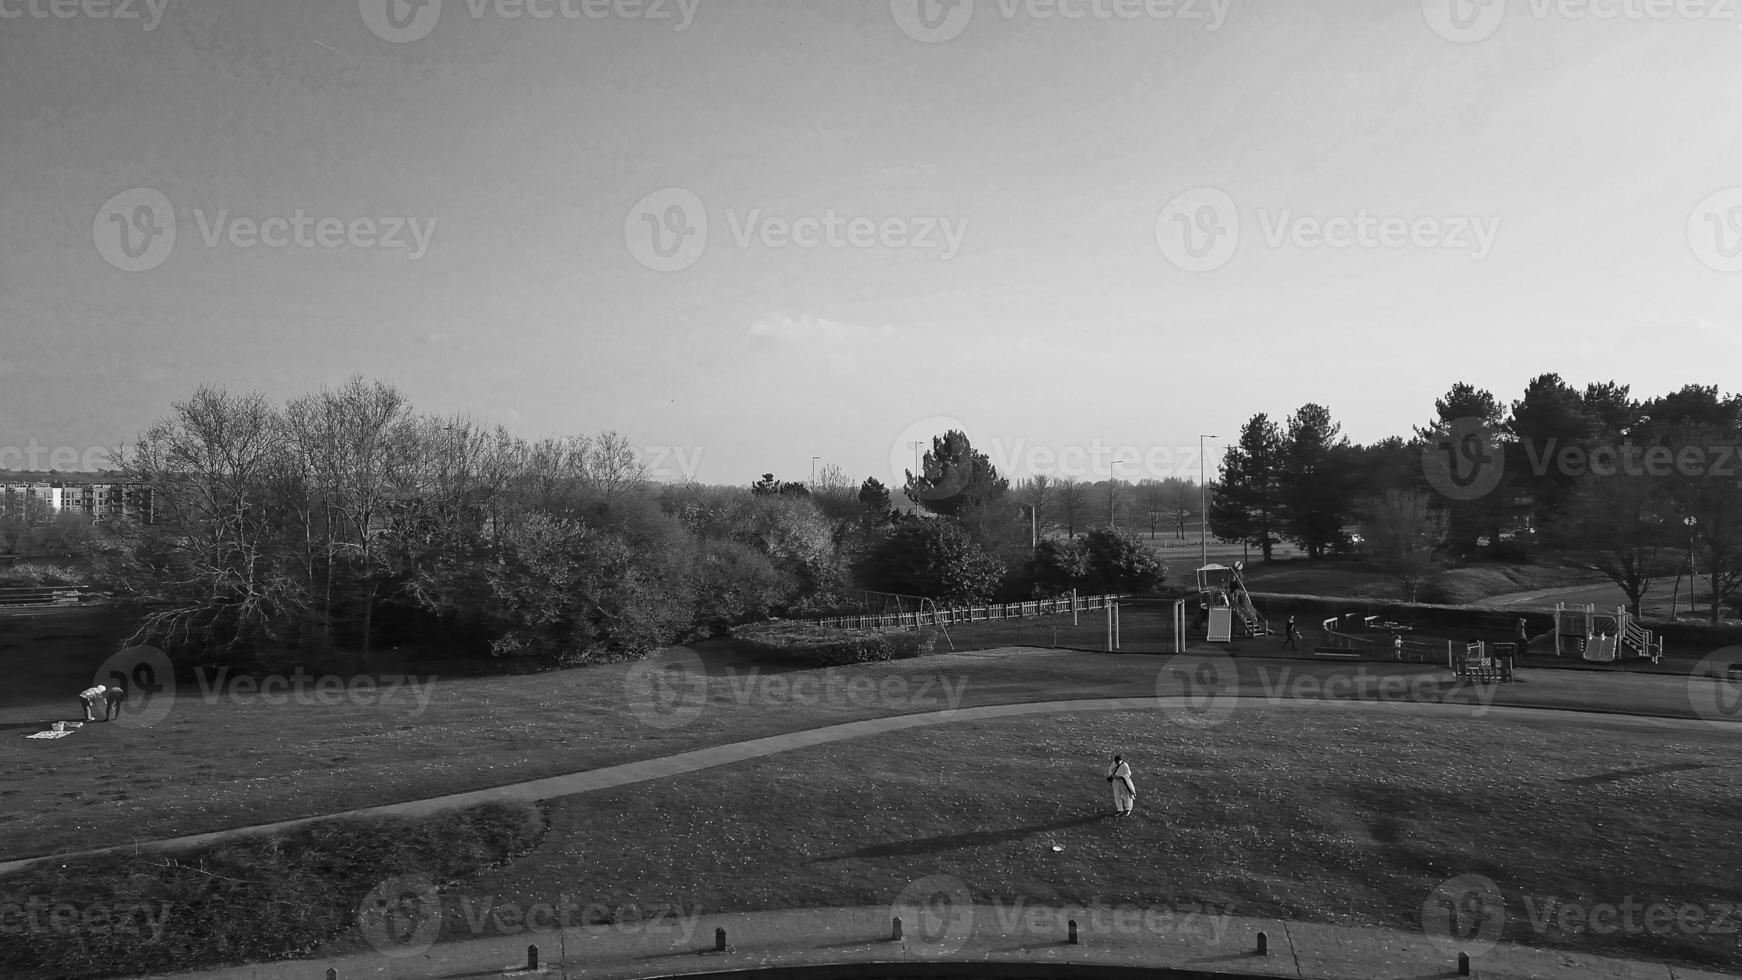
[1209,377,1742,618]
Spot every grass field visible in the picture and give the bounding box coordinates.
[306,708,1742,972]
[1,604,1733,862]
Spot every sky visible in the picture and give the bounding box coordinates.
[3,0,1741,492]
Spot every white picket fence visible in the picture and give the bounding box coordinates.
[809,593,1126,631]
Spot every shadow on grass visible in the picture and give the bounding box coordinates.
[1561,762,1724,786]
[814,813,1111,862]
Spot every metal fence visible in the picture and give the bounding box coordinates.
[807,593,1126,631]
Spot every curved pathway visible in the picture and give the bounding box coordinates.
[1,694,1731,879]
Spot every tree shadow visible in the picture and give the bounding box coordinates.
[813,812,1111,862]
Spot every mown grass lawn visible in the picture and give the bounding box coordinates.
[313,709,1742,973]
[2,604,1730,863]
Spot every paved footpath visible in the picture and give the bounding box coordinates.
[137,904,1740,980]
[7,692,1741,980]
[0,695,1725,878]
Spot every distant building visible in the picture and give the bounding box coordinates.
[0,475,154,524]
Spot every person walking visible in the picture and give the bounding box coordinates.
[1516,617,1532,658]
[77,685,106,723]
[1282,615,1300,651]
[1106,755,1136,817]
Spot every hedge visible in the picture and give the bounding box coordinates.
[731,620,940,667]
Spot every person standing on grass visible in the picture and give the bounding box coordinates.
[77,684,106,722]
[1393,634,1403,661]
[1106,755,1136,817]
[1516,617,1531,657]
[1282,615,1300,651]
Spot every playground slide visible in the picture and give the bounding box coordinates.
[1584,635,1618,663]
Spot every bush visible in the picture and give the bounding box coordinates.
[731,620,939,667]
[0,802,541,980]
[0,562,86,587]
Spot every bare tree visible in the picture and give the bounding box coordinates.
[1163,477,1198,541]
[119,386,305,655]
[1015,475,1055,536]
[1137,479,1169,537]
[1056,477,1090,537]
[1358,489,1447,602]
[284,377,417,665]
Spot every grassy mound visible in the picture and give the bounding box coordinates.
[0,801,543,980]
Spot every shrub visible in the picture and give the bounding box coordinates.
[0,563,86,587]
[731,620,939,667]
[0,802,541,980]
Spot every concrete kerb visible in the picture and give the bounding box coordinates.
[126,904,1740,980]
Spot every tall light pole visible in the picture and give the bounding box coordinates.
[1108,457,1134,528]
[1199,435,1219,569]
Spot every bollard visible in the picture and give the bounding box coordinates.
[1458,951,1470,976]
[715,927,727,952]
[892,916,902,940]
[1067,919,1078,945]
[1256,931,1267,956]
[526,945,538,972]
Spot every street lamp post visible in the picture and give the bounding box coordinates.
[1199,435,1219,569]
[1107,456,1134,528]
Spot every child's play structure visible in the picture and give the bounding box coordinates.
[1552,602,1664,664]
[1195,562,1269,641]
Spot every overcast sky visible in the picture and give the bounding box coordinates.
[3,0,1741,489]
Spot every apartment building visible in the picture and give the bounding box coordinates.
[0,476,155,524]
